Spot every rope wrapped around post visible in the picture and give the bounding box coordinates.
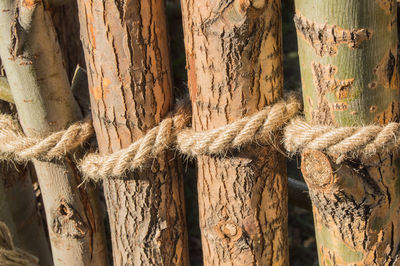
[2,94,400,180]
[0,94,301,181]
[80,94,301,181]
[284,118,400,163]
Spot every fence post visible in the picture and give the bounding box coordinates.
[77,0,189,264]
[0,1,108,264]
[294,0,400,264]
[181,0,288,264]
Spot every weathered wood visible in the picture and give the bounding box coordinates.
[181,0,288,264]
[77,0,189,265]
[0,1,108,265]
[0,100,52,266]
[295,0,400,264]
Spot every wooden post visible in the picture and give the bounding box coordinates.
[77,0,189,265]
[295,0,400,264]
[0,68,52,264]
[0,1,108,265]
[181,0,288,264]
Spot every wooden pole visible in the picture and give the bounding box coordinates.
[295,0,400,264]
[0,1,108,265]
[0,101,52,266]
[181,0,288,264]
[77,0,189,264]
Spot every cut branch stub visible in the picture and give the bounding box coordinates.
[301,150,333,190]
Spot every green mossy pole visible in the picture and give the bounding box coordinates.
[295,0,400,264]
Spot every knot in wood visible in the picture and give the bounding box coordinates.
[216,221,243,242]
[51,200,87,239]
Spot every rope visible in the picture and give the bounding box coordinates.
[0,114,93,162]
[177,94,300,157]
[284,118,400,163]
[3,93,398,181]
[80,95,301,181]
[0,222,39,266]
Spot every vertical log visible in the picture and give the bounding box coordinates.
[0,72,52,264]
[181,0,288,265]
[77,0,189,265]
[0,0,108,265]
[295,0,400,264]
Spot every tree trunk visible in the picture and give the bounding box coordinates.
[294,0,400,264]
[0,1,108,265]
[77,0,189,265]
[181,1,288,265]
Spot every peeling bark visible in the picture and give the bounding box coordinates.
[295,0,400,264]
[77,0,189,265]
[294,12,372,56]
[181,0,288,265]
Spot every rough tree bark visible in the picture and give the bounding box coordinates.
[295,0,400,264]
[0,0,108,265]
[181,0,288,265]
[77,0,189,265]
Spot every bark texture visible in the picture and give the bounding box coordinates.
[181,0,288,265]
[295,0,400,264]
[77,0,189,265]
[0,1,107,265]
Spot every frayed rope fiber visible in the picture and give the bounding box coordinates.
[0,222,39,266]
[284,118,400,163]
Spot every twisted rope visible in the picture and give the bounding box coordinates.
[284,118,400,163]
[2,94,400,180]
[79,104,191,181]
[0,222,39,266]
[177,94,301,157]
[0,114,93,162]
[80,95,301,181]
